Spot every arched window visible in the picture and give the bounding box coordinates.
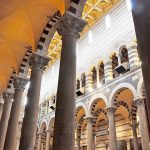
[76,79,80,90]
[92,67,97,88]
[111,54,119,78]
[81,73,86,88]
[99,61,105,83]
[120,46,129,64]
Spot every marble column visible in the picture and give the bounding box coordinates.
[107,107,117,150]
[4,76,28,150]
[85,117,95,150]
[104,61,113,82]
[45,130,51,150]
[130,122,139,150]
[37,133,42,150]
[53,12,86,150]
[131,0,150,134]
[126,139,131,150]
[85,71,93,92]
[134,98,150,150]
[0,91,14,150]
[19,53,49,150]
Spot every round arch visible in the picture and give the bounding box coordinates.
[88,93,108,114]
[39,119,48,132]
[76,102,88,116]
[137,77,144,97]
[48,114,55,130]
[109,82,137,106]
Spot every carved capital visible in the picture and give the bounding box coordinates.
[134,97,144,107]
[3,91,14,102]
[29,52,50,71]
[106,106,117,115]
[129,122,139,130]
[57,12,87,38]
[84,116,94,123]
[13,76,29,91]
[0,102,3,110]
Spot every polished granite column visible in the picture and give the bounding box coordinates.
[0,91,14,150]
[53,12,86,150]
[4,76,28,150]
[19,52,49,150]
[135,97,150,150]
[107,107,117,150]
[131,0,150,134]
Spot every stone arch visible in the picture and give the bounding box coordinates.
[48,114,55,130]
[130,102,138,122]
[109,82,137,106]
[115,101,131,119]
[75,105,86,140]
[39,119,48,132]
[137,77,144,97]
[68,0,87,17]
[88,93,108,112]
[93,108,108,130]
[36,11,61,55]
[116,101,130,114]
[76,102,88,116]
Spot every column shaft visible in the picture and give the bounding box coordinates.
[19,53,49,150]
[107,107,117,150]
[4,76,28,150]
[53,12,86,150]
[131,123,139,150]
[76,138,81,150]
[85,71,93,92]
[104,61,113,82]
[86,117,95,150]
[131,0,150,134]
[37,133,42,150]
[0,92,13,150]
[135,98,150,150]
[45,130,51,150]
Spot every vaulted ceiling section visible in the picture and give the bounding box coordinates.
[0,0,66,93]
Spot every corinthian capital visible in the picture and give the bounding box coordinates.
[13,76,29,91]
[134,96,144,106]
[3,91,14,102]
[29,52,50,71]
[106,106,117,116]
[56,11,87,38]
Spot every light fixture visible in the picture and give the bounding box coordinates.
[105,15,111,29]
[126,0,132,11]
[88,30,93,44]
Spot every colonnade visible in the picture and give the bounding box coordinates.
[0,11,86,150]
[75,98,149,150]
[36,97,150,150]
